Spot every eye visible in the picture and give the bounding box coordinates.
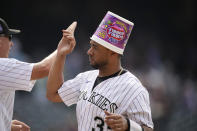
[92,44,97,49]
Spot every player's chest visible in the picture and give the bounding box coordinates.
[78,80,130,113]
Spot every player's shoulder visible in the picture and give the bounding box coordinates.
[0,58,33,71]
[0,58,18,67]
[122,70,146,91]
[76,69,99,79]
[78,69,98,75]
[0,58,28,64]
[0,58,16,62]
[123,71,142,84]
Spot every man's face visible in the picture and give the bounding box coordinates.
[87,40,111,69]
[0,35,13,58]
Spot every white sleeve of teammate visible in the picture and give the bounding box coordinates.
[127,89,154,129]
[0,58,36,92]
[58,72,85,106]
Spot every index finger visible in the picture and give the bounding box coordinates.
[66,21,77,34]
[105,114,121,120]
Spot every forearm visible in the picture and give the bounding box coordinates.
[46,21,77,102]
[46,53,66,102]
[31,50,57,80]
[41,50,57,70]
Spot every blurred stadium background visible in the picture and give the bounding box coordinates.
[1,0,196,131]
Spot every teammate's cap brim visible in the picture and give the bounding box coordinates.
[0,18,21,35]
[7,29,21,35]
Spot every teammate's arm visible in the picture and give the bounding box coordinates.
[46,22,77,102]
[31,50,57,80]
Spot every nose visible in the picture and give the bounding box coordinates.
[87,47,92,56]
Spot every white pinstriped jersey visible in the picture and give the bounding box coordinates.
[58,70,153,131]
[0,58,35,131]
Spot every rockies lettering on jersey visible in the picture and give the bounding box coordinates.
[79,91,118,113]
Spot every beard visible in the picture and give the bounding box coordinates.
[90,63,99,69]
[89,59,108,69]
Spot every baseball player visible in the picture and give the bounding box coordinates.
[47,12,154,131]
[0,18,57,131]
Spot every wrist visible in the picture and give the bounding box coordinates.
[57,52,67,59]
[125,118,130,131]
[127,119,143,131]
[141,126,144,131]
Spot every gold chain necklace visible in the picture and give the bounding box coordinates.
[117,68,124,76]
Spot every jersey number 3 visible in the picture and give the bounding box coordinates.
[92,116,111,131]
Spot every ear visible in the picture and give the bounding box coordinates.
[106,48,115,56]
[110,50,119,57]
[111,52,116,56]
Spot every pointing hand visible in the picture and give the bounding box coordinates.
[57,21,77,56]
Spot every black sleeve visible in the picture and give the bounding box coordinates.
[126,117,130,131]
[125,117,144,131]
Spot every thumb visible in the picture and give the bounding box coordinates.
[12,124,22,130]
[104,110,111,116]
[66,21,77,34]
